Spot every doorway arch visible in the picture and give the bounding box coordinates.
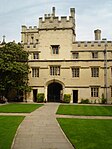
[47,82,63,102]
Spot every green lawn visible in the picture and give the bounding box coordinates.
[57,118,112,149]
[0,104,43,113]
[0,116,24,149]
[57,105,112,116]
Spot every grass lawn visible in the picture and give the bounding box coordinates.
[57,118,112,149]
[0,116,24,149]
[0,104,43,113]
[57,105,112,116]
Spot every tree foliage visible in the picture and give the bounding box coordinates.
[0,42,30,100]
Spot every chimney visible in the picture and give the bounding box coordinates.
[52,7,55,17]
[94,29,101,40]
[70,8,75,18]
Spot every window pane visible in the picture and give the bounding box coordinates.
[33,53,39,59]
[91,87,99,97]
[73,52,79,59]
[51,45,59,54]
[92,52,98,58]
[72,68,79,77]
[50,66,60,76]
[91,68,99,77]
[32,68,39,77]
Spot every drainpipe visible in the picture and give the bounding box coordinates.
[104,41,108,102]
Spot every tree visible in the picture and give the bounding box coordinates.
[0,42,30,101]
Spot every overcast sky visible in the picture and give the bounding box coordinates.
[0,0,112,42]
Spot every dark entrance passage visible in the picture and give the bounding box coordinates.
[73,90,78,103]
[33,89,37,102]
[48,82,62,102]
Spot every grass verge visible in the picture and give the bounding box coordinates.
[57,105,112,116]
[0,104,43,113]
[0,116,24,149]
[57,118,112,149]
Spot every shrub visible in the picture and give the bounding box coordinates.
[80,99,90,104]
[94,99,96,104]
[0,96,7,104]
[101,98,107,104]
[101,93,107,104]
[63,94,71,103]
[98,99,101,104]
[37,93,44,103]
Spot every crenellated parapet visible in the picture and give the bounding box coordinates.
[22,25,38,33]
[21,7,76,44]
[21,25,39,44]
[39,7,75,30]
[73,40,112,49]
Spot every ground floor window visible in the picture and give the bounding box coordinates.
[91,87,99,97]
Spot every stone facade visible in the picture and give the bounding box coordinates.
[21,7,112,103]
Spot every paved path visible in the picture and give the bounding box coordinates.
[56,114,112,119]
[12,103,74,149]
[0,113,29,116]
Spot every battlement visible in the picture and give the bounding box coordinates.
[21,25,39,44]
[39,7,75,30]
[21,7,76,44]
[73,40,112,48]
[22,25,38,32]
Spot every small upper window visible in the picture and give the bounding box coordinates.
[72,52,79,59]
[51,45,59,54]
[33,53,39,59]
[92,52,98,59]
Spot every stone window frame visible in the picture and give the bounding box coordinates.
[92,51,98,59]
[33,52,39,59]
[50,66,60,76]
[72,52,79,59]
[91,87,99,97]
[32,67,39,77]
[72,67,80,77]
[91,67,99,77]
[51,45,60,55]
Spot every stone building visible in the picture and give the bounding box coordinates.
[21,7,112,103]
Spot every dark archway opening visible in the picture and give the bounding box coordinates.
[48,82,62,102]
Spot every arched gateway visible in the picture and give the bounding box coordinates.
[47,82,63,102]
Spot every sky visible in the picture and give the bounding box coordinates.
[0,0,112,42]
